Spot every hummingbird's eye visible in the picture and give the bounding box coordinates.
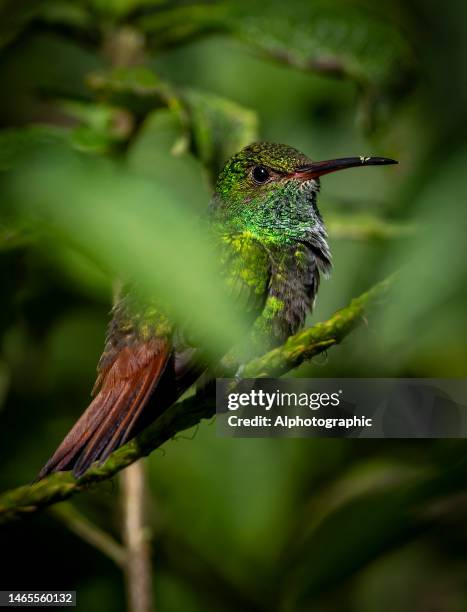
[252,165,270,184]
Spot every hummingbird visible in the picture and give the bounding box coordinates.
[37,142,396,479]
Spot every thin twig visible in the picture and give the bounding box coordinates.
[121,461,154,612]
[50,502,126,567]
[327,215,416,241]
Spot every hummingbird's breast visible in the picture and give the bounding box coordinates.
[265,243,323,341]
[248,234,330,356]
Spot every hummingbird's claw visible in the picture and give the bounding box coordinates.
[234,364,245,382]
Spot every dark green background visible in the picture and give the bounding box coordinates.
[1,1,467,610]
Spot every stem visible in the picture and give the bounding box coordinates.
[50,503,126,567]
[121,461,154,612]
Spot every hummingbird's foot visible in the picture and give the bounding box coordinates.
[234,364,245,382]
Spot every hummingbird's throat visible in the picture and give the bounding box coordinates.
[296,176,320,192]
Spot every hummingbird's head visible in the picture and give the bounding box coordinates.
[211,142,397,247]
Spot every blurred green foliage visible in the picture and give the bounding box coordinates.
[1,0,467,611]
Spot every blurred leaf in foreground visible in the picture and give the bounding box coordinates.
[0,126,72,251]
[377,146,467,373]
[0,125,70,170]
[128,107,211,212]
[3,142,247,356]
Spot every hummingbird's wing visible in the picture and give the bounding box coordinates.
[36,333,174,479]
[37,233,272,480]
[220,231,271,315]
[36,291,181,479]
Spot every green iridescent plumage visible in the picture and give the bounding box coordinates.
[211,142,325,245]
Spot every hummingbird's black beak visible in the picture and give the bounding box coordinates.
[293,156,398,180]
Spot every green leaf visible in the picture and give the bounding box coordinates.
[230,0,414,130]
[134,2,230,48]
[181,88,258,177]
[0,125,70,170]
[36,2,91,28]
[88,0,166,21]
[232,1,411,84]
[86,65,174,117]
[281,450,467,607]
[62,101,136,154]
[0,126,71,251]
[0,0,38,49]
[282,463,424,607]
[0,1,92,50]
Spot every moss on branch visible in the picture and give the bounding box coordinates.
[0,276,392,525]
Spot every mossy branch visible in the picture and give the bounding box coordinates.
[0,276,393,525]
